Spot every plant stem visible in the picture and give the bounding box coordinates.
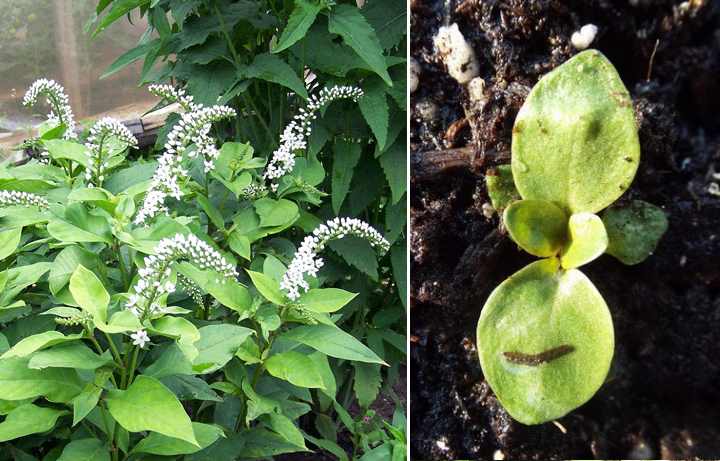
[126,346,140,387]
[86,333,118,387]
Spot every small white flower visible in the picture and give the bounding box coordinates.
[84,117,138,188]
[125,233,237,318]
[148,84,199,112]
[280,218,389,300]
[0,190,49,209]
[263,85,363,190]
[131,329,150,348]
[23,78,77,140]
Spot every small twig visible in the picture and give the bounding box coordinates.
[411,146,480,181]
[646,39,660,82]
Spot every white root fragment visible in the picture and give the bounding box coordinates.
[410,58,421,93]
[571,24,599,50]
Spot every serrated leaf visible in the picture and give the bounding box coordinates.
[332,139,362,214]
[328,4,392,85]
[361,0,407,50]
[244,53,308,99]
[353,362,381,407]
[391,243,406,309]
[273,0,323,53]
[329,236,379,280]
[378,138,406,204]
[359,76,389,150]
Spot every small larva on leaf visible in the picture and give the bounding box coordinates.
[503,345,575,366]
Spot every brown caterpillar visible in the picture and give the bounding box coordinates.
[503,345,575,366]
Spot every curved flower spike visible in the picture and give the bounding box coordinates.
[23,78,77,140]
[84,117,138,188]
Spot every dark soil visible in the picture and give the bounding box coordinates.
[410,1,720,460]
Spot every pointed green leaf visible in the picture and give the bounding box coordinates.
[282,325,386,365]
[332,139,362,214]
[273,0,323,53]
[0,403,68,442]
[511,50,640,213]
[247,270,286,305]
[69,264,110,322]
[57,438,110,461]
[602,200,668,265]
[503,200,567,257]
[353,362,381,408]
[0,358,83,403]
[193,324,254,374]
[477,258,614,424]
[265,351,325,389]
[131,422,224,455]
[28,343,113,370]
[359,76,389,150]
[245,53,308,99]
[560,212,608,269]
[297,288,358,313]
[106,375,198,446]
[2,331,83,359]
[328,4,392,85]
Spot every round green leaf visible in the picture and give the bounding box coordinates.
[512,50,640,213]
[560,212,608,269]
[503,200,567,258]
[602,200,669,265]
[477,258,614,424]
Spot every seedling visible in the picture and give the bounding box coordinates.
[478,50,668,425]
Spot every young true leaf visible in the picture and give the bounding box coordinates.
[106,375,199,446]
[486,164,520,212]
[477,258,614,424]
[511,50,640,214]
[560,212,608,269]
[602,200,668,265]
[503,200,567,257]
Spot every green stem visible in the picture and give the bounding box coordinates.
[126,346,140,387]
[86,334,118,387]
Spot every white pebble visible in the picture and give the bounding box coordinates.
[410,58,421,93]
[467,77,486,102]
[434,23,480,84]
[571,24,598,50]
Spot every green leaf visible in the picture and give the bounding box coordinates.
[106,375,198,446]
[503,200,567,258]
[151,316,201,361]
[47,203,113,244]
[353,362,381,407]
[298,288,358,313]
[560,212,608,269]
[247,270,286,305]
[57,438,110,461]
[329,236,380,280]
[0,228,21,260]
[309,352,336,398]
[282,324,385,364]
[511,50,640,213]
[132,422,224,455]
[43,140,89,167]
[359,76,389,150]
[144,343,193,379]
[2,331,83,359]
[332,139,362,214]
[95,310,142,334]
[102,39,159,79]
[28,343,113,370]
[245,53,309,99]
[486,164,521,212]
[273,0,323,53]
[378,138,407,204]
[0,357,83,403]
[602,200,668,265]
[241,427,306,458]
[361,0,407,50]
[69,264,110,323]
[160,374,222,402]
[477,258,614,424]
[197,194,225,229]
[49,246,102,295]
[193,324,254,374]
[0,403,68,442]
[94,0,150,36]
[265,351,325,389]
[228,232,251,261]
[72,382,104,426]
[265,413,307,449]
[254,198,300,228]
[177,263,253,315]
[328,4,392,85]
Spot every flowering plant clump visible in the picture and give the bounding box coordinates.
[0,1,407,459]
[22,78,77,139]
[84,117,138,187]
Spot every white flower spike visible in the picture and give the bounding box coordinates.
[148,84,199,112]
[0,191,49,209]
[126,233,237,318]
[23,78,77,140]
[131,330,150,348]
[280,217,390,300]
[84,117,138,188]
[263,85,363,191]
